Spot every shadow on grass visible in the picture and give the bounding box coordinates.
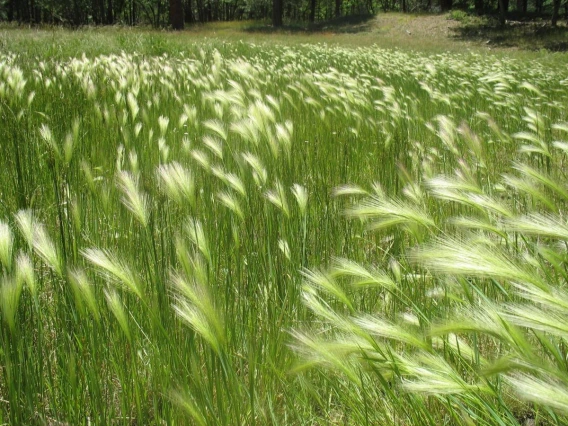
[449,13,568,51]
[243,14,375,34]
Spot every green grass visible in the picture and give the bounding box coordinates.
[2,14,568,59]
[1,28,568,425]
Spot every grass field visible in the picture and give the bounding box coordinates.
[2,23,568,425]
[3,12,568,55]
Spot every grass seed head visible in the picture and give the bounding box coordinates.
[116,170,149,227]
[15,251,35,297]
[0,276,23,332]
[32,223,63,277]
[0,221,14,272]
[68,268,100,321]
[291,184,308,217]
[157,162,196,208]
[104,289,131,341]
[82,247,142,299]
[505,373,568,414]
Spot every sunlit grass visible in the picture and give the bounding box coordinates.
[1,32,568,425]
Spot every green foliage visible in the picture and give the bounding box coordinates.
[448,9,469,20]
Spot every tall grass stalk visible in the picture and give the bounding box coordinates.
[1,33,568,424]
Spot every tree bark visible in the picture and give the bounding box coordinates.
[107,0,114,24]
[309,0,316,22]
[131,0,137,25]
[196,0,203,21]
[498,0,506,26]
[170,0,184,29]
[272,0,282,26]
[552,0,561,26]
[185,0,193,22]
[7,0,14,21]
[92,0,101,23]
[73,0,82,26]
[100,0,106,23]
[29,0,36,23]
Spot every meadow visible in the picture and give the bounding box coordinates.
[2,29,568,425]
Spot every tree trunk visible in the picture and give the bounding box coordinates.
[272,0,282,26]
[440,0,452,12]
[7,0,14,21]
[498,0,506,26]
[196,0,203,21]
[100,0,106,23]
[335,0,341,17]
[29,0,36,23]
[92,0,100,23]
[73,0,82,25]
[19,0,29,22]
[206,2,212,21]
[309,0,316,22]
[401,0,406,13]
[185,0,193,22]
[107,0,114,24]
[156,0,162,26]
[170,0,184,28]
[552,0,561,26]
[131,0,137,25]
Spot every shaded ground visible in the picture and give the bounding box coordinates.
[449,13,568,51]
[373,13,462,43]
[242,12,568,52]
[243,14,376,34]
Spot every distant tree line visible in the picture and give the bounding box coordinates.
[1,0,565,31]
